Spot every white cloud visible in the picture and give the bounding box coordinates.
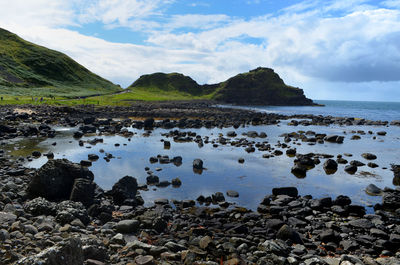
[0,0,400,100]
[0,0,76,27]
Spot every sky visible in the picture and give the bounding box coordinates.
[0,0,400,101]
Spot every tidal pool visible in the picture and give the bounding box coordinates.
[6,121,400,211]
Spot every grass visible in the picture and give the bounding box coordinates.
[0,27,121,96]
[0,86,213,106]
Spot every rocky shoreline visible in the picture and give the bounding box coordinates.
[1,103,400,265]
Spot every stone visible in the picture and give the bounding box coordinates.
[28,159,94,201]
[193,159,204,169]
[365,184,382,196]
[16,238,84,265]
[345,164,357,174]
[135,255,155,265]
[70,178,96,207]
[24,197,58,216]
[110,176,138,205]
[116,220,139,234]
[362,153,377,160]
[323,159,338,173]
[348,219,374,229]
[171,178,182,187]
[0,211,17,224]
[226,190,239,198]
[272,187,298,197]
[276,224,303,244]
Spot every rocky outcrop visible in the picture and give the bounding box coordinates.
[212,67,315,106]
[27,159,95,206]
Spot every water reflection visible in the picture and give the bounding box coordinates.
[6,122,400,211]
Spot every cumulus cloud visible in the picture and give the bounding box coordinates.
[0,0,400,100]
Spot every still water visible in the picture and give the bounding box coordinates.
[7,120,400,212]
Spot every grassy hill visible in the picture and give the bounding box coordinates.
[128,68,314,106]
[212,67,314,105]
[0,28,121,97]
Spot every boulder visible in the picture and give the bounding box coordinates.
[16,238,84,265]
[272,187,298,197]
[28,159,94,201]
[193,159,204,169]
[276,224,303,244]
[323,159,338,173]
[70,178,96,207]
[110,176,138,205]
[362,153,377,160]
[365,184,382,196]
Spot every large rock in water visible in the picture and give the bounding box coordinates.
[28,159,94,202]
[110,176,138,205]
[16,238,84,265]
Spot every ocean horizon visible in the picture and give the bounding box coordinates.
[223,99,400,122]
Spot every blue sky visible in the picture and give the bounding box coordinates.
[0,0,400,101]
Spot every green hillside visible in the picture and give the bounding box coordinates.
[130,72,217,96]
[0,28,121,97]
[129,68,314,106]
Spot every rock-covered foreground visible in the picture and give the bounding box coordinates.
[1,104,400,264]
[1,156,400,265]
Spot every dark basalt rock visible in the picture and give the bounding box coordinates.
[272,187,298,197]
[16,238,84,265]
[28,159,94,201]
[110,176,138,205]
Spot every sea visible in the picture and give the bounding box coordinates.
[226,100,400,122]
[7,100,400,212]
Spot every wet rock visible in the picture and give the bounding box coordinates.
[146,175,159,185]
[212,192,225,202]
[193,159,204,169]
[368,162,379,168]
[110,176,138,205]
[32,151,41,157]
[28,159,94,201]
[362,153,377,160]
[272,187,298,197]
[291,164,307,178]
[345,164,357,174]
[16,238,84,265]
[80,160,92,167]
[324,135,344,143]
[365,184,382,196]
[323,159,338,173]
[333,195,352,206]
[350,160,365,167]
[88,154,99,161]
[226,190,239,198]
[171,178,182,187]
